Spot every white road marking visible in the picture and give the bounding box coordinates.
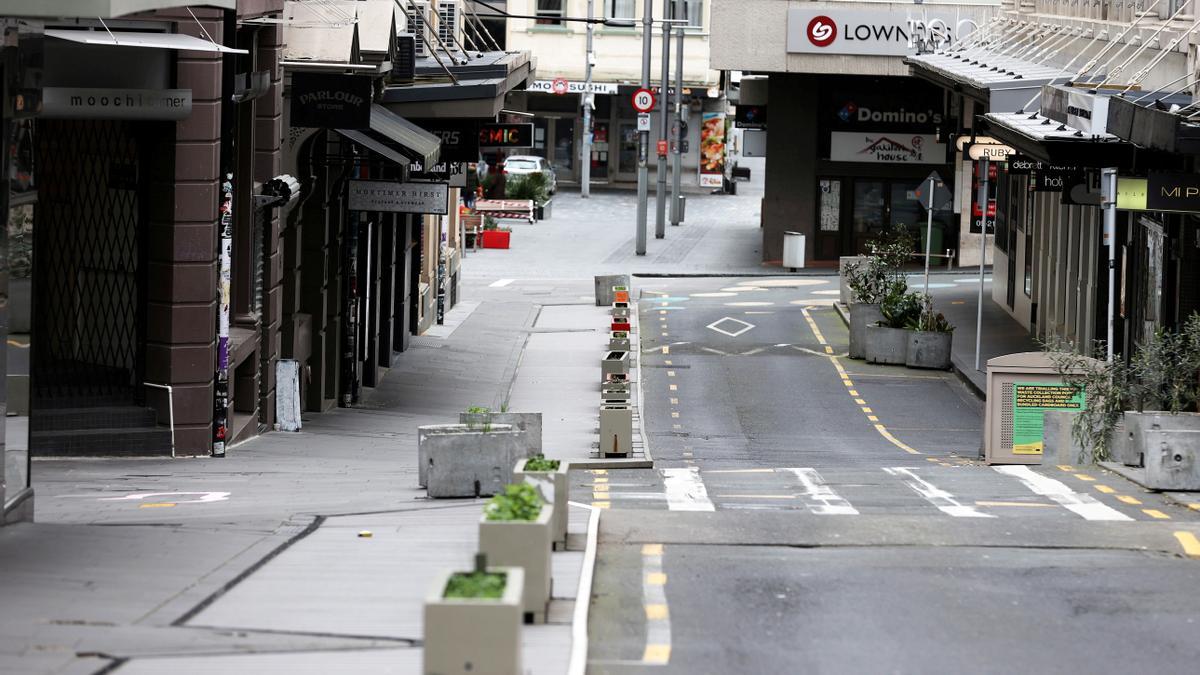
[488,278,514,287]
[783,468,859,515]
[995,465,1133,521]
[661,467,715,511]
[706,317,755,338]
[100,491,230,504]
[884,467,995,518]
[642,545,671,664]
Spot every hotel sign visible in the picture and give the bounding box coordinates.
[42,87,192,120]
[348,180,449,215]
[830,132,945,164]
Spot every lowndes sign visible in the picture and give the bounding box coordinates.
[830,132,945,164]
[787,9,979,56]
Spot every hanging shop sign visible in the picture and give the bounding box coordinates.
[735,105,767,130]
[479,123,534,148]
[1147,172,1200,212]
[1031,172,1072,192]
[41,87,192,120]
[529,80,618,95]
[787,8,978,55]
[1116,177,1149,211]
[699,112,727,188]
[1011,382,1086,455]
[830,132,945,164]
[1007,155,1080,176]
[965,141,1015,162]
[413,119,480,163]
[290,72,372,129]
[348,180,449,215]
[1066,91,1110,136]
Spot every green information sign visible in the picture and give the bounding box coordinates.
[1011,382,1085,455]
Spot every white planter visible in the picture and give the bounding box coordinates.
[600,404,633,457]
[593,274,630,306]
[514,459,570,550]
[478,504,553,623]
[1125,411,1200,490]
[1042,409,1089,466]
[601,386,630,402]
[418,423,517,488]
[459,411,543,463]
[601,351,630,378]
[612,302,630,318]
[423,566,524,675]
[905,330,952,370]
[848,303,883,360]
[421,424,525,498]
[840,256,870,305]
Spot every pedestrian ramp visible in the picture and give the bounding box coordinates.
[582,464,1152,522]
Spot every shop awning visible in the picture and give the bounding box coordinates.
[1107,95,1200,155]
[983,111,1135,168]
[0,0,234,18]
[45,28,247,54]
[907,51,1071,112]
[335,104,441,167]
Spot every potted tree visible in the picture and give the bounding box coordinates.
[844,229,913,359]
[865,288,921,365]
[479,216,511,249]
[424,555,524,675]
[513,454,569,550]
[905,301,954,370]
[506,173,552,221]
[477,483,553,623]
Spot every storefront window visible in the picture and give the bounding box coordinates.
[607,0,635,19]
[553,118,575,173]
[819,179,840,232]
[853,181,885,234]
[536,0,564,25]
[669,0,703,29]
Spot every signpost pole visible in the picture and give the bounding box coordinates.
[636,0,652,255]
[581,0,594,199]
[1102,167,1117,362]
[670,24,684,226]
[654,5,671,239]
[975,156,989,372]
[924,175,935,299]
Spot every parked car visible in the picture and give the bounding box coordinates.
[502,155,557,195]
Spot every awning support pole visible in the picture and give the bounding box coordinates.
[923,175,934,299]
[1102,167,1117,362]
[975,156,989,372]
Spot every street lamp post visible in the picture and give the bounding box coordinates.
[654,1,671,239]
[581,0,595,198]
[636,0,653,255]
[669,18,683,227]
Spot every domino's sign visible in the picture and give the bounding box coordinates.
[787,9,979,56]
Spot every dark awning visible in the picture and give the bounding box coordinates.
[983,111,1135,169]
[336,104,441,168]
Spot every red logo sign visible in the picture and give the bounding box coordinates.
[551,77,569,95]
[657,140,668,157]
[807,16,837,47]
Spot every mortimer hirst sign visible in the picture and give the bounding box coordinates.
[348,180,449,215]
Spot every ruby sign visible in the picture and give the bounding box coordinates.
[632,88,656,113]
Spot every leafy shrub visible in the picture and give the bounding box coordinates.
[484,483,544,521]
[879,289,924,329]
[523,455,560,472]
[444,571,507,599]
[845,227,915,305]
[906,298,954,332]
[505,173,550,203]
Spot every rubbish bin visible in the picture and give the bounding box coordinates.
[919,226,943,262]
[783,231,806,270]
[984,351,1098,464]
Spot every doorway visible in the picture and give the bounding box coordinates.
[816,176,954,259]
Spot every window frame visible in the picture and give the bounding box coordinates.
[536,0,565,25]
[668,0,703,29]
[606,0,635,20]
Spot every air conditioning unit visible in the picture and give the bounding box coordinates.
[393,33,416,83]
[437,0,464,52]
[403,0,438,58]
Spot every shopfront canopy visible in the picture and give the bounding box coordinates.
[335,104,441,168]
[907,50,1071,113]
[45,28,246,54]
[0,0,234,18]
[983,111,1134,168]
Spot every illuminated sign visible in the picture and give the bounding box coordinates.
[479,123,534,148]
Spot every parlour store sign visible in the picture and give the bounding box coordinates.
[290,72,372,129]
[787,9,979,55]
[348,180,449,215]
[830,132,945,164]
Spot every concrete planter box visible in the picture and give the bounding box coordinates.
[421,425,525,498]
[864,325,907,365]
[418,423,516,488]
[1125,411,1200,490]
[594,275,630,306]
[478,505,553,623]
[1042,409,1090,466]
[423,566,524,675]
[612,302,630,318]
[600,404,633,457]
[848,303,883,360]
[905,330,952,370]
[514,459,570,550]
[460,412,543,465]
[601,386,630,402]
[840,255,870,305]
[601,351,629,378]
[608,336,631,351]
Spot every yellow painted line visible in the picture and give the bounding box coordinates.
[659,310,667,315]
[593,477,609,484]
[643,644,671,664]
[662,332,669,337]
[707,468,775,474]
[875,424,922,455]
[975,501,1057,508]
[664,360,673,365]
[1057,465,1074,471]
[645,572,668,585]
[593,483,610,492]
[854,398,866,405]
[861,407,873,414]
[669,384,678,391]
[1189,503,1200,511]
[848,390,859,396]
[1094,485,1116,494]
[139,503,176,508]
[1144,509,1171,520]
[841,378,854,386]
[671,412,680,418]
[715,494,795,499]
[670,398,679,405]
[1074,473,1096,482]
[645,604,670,620]
[824,345,834,354]
[867,415,879,422]
[662,346,669,354]
[1117,495,1141,505]
[593,501,610,509]
[642,544,663,555]
[592,469,608,475]
[592,491,609,500]
[667,371,676,377]
[673,424,682,430]
[926,457,941,463]
[1174,531,1200,558]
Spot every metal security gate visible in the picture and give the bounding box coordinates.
[33,119,145,407]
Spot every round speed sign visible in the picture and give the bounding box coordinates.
[632,88,656,113]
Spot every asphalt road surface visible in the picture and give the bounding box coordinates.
[581,275,1200,674]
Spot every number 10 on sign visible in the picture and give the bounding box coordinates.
[632,88,655,113]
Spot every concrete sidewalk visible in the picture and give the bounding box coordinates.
[2,279,623,674]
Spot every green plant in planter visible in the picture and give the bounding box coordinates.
[466,406,492,414]
[523,455,560,472]
[506,173,550,204]
[879,288,924,329]
[482,216,499,231]
[906,300,955,332]
[845,227,915,304]
[1129,313,1200,413]
[444,571,507,599]
[484,483,544,521]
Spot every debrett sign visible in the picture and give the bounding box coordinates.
[787,8,978,56]
[41,87,192,120]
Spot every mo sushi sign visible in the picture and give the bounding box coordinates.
[787,8,980,55]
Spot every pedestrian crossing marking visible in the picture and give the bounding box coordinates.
[646,573,668,585]
[974,501,1056,508]
[784,468,859,515]
[662,467,715,512]
[885,467,995,518]
[593,501,610,509]
[994,466,1133,521]
[643,644,671,664]
[669,384,677,391]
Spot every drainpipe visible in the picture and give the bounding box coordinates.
[213,7,237,457]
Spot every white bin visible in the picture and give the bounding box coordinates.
[783,231,806,270]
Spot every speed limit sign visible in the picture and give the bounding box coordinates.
[632,88,656,113]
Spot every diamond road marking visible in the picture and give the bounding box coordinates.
[706,317,755,338]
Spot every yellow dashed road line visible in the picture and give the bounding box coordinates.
[1144,509,1171,520]
[1094,485,1116,494]
[1117,495,1142,505]
[1175,531,1200,558]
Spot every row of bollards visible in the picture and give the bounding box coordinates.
[601,282,634,457]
